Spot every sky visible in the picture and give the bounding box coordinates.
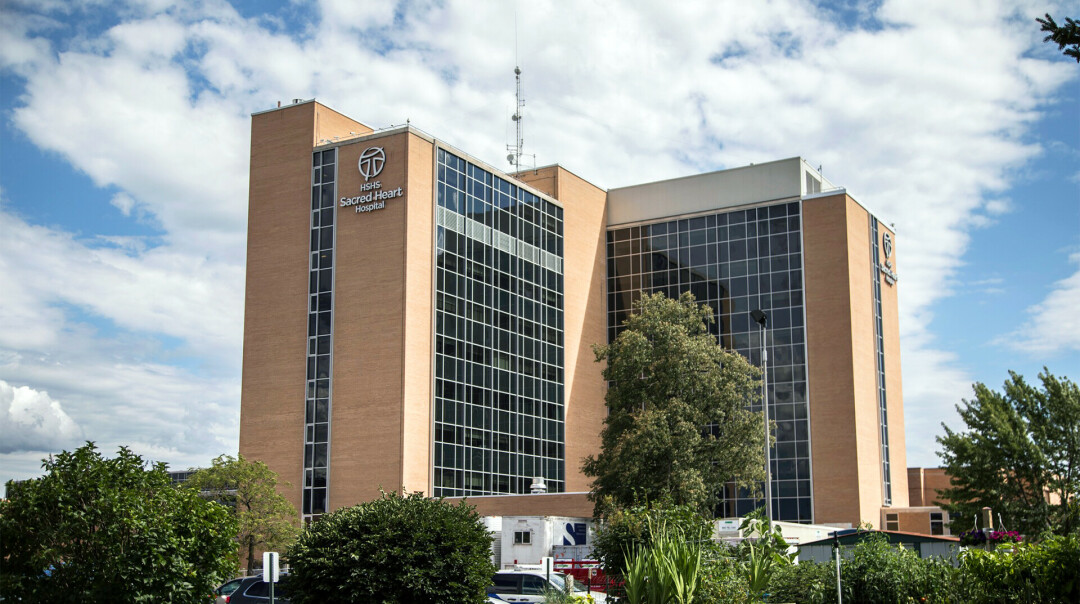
[0,0,1077,492]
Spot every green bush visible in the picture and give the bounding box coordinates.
[765,534,957,604]
[694,553,750,604]
[286,490,496,604]
[592,501,712,576]
[833,533,956,604]
[0,443,238,603]
[766,560,837,604]
[956,534,1080,603]
[593,502,751,602]
[733,512,795,600]
[757,532,1080,603]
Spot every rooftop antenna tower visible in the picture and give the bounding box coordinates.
[506,65,525,173]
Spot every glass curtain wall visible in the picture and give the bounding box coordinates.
[606,201,812,522]
[433,148,565,497]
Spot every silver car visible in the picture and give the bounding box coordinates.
[487,570,607,603]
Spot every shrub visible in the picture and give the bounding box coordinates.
[841,533,956,604]
[287,490,496,604]
[957,534,1080,603]
[764,534,956,604]
[592,502,712,576]
[733,512,795,599]
[767,560,837,604]
[593,502,750,602]
[694,553,750,604]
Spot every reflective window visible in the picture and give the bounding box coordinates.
[930,512,944,535]
[606,201,812,522]
[434,148,565,497]
[302,148,337,523]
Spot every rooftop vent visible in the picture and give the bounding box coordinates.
[529,476,548,494]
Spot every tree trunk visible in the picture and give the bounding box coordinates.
[247,537,255,574]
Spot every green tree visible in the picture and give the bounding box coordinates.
[582,291,766,515]
[184,454,299,572]
[1037,13,1080,62]
[0,442,238,603]
[936,370,1080,536]
[287,490,496,604]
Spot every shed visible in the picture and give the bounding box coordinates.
[798,530,961,564]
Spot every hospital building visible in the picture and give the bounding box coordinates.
[238,99,910,529]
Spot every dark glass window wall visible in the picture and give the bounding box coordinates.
[870,218,892,505]
[606,202,812,522]
[433,148,565,497]
[303,148,337,522]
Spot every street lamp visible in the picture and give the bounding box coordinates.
[750,309,773,527]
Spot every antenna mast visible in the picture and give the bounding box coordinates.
[506,66,525,173]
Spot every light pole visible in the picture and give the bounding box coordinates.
[750,309,773,527]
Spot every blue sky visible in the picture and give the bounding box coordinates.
[1,0,1077,491]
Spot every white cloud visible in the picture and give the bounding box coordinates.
[0,380,82,454]
[0,209,244,361]
[110,192,137,216]
[984,199,1013,215]
[319,0,396,30]
[1006,252,1080,355]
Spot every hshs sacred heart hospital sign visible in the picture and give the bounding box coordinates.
[340,146,404,213]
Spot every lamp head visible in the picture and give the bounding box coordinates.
[750,309,768,326]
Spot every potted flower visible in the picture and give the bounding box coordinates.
[958,529,987,547]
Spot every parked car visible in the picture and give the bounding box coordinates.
[487,570,606,603]
[217,575,290,604]
[212,577,245,604]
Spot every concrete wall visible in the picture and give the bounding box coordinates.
[607,158,835,226]
[445,492,594,518]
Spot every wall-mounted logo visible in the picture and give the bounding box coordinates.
[341,145,403,213]
[358,147,385,181]
[880,231,898,285]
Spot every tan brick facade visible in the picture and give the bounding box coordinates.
[803,194,907,526]
[240,102,370,514]
[908,467,952,507]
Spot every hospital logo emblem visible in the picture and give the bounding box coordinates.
[882,231,893,259]
[358,147,385,181]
